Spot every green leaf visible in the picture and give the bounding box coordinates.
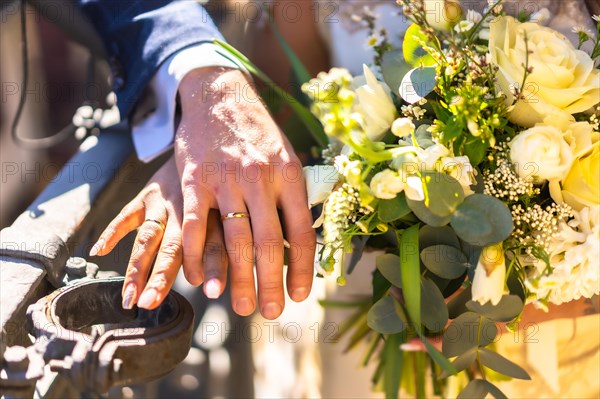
[407,172,465,226]
[384,333,405,399]
[381,50,413,94]
[421,334,457,376]
[367,296,406,334]
[421,277,449,332]
[378,194,411,223]
[399,224,421,329]
[420,245,468,279]
[373,268,393,303]
[457,379,508,399]
[466,295,524,322]
[463,137,489,166]
[439,348,477,378]
[443,313,497,357]
[419,225,461,249]
[478,348,531,380]
[403,24,436,67]
[376,254,403,287]
[348,235,369,275]
[450,194,514,246]
[399,66,437,104]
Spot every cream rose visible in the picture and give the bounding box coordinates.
[509,124,574,183]
[423,0,462,32]
[353,65,396,141]
[559,141,600,211]
[489,16,600,127]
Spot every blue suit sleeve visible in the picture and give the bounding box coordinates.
[73,0,225,117]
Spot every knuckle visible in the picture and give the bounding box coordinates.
[147,274,169,291]
[136,228,158,248]
[125,265,142,281]
[160,241,182,259]
[258,280,282,295]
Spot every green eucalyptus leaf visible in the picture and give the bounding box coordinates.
[466,295,524,322]
[421,335,457,376]
[399,224,421,329]
[403,24,437,67]
[376,254,403,287]
[373,269,393,303]
[407,172,465,226]
[479,348,531,380]
[419,225,461,249]
[381,50,413,95]
[378,194,411,223]
[367,296,406,334]
[443,313,497,357]
[400,66,437,104]
[421,245,468,279]
[450,194,514,246]
[421,277,449,332]
[439,348,477,378]
[457,379,508,399]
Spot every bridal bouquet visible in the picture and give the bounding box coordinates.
[300,1,599,397]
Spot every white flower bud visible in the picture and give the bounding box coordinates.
[391,118,415,138]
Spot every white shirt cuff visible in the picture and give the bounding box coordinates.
[132,42,245,163]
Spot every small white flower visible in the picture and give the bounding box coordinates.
[454,20,475,33]
[419,143,451,170]
[466,9,482,24]
[391,118,415,138]
[530,8,551,25]
[303,165,339,208]
[593,15,600,22]
[404,175,425,201]
[572,25,593,37]
[472,243,506,306]
[370,169,406,200]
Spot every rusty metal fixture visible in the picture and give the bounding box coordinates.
[26,277,194,395]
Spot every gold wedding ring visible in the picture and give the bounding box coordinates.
[221,212,251,221]
[144,219,166,231]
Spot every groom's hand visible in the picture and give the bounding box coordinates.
[175,67,316,320]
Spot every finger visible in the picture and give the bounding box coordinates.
[136,217,183,310]
[122,208,167,309]
[279,169,316,302]
[219,192,256,316]
[181,182,211,287]
[246,190,285,320]
[202,210,228,299]
[90,199,145,257]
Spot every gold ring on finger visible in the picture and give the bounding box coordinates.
[144,219,166,231]
[220,212,250,221]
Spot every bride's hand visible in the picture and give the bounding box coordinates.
[90,156,227,309]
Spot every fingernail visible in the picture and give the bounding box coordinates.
[137,288,158,309]
[122,283,137,310]
[188,272,203,287]
[261,302,282,320]
[235,298,254,316]
[291,287,308,302]
[204,279,221,299]
[89,242,102,257]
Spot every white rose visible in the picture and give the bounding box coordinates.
[472,243,506,306]
[489,16,600,127]
[353,65,396,141]
[370,169,406,200]
[509,124,574,183]
[423,0,463,31]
